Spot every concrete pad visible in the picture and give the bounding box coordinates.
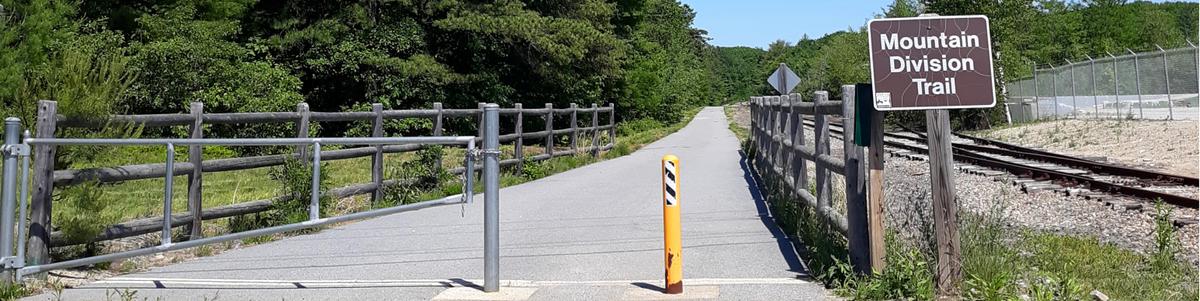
[433,287,539,301]
[620,285,719,300]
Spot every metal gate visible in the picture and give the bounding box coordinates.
[0,104,506,292]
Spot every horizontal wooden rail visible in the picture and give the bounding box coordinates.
[769,133,846,172]
[49,142,613,247]
[58,107,614,129]
[755,101,843,115]
[50,125,611,187]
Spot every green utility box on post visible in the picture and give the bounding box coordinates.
[854,83,874,147]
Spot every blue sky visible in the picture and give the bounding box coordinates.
[680,0,894,48]
[680,0,1191,48]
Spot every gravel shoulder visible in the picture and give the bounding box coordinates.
[975,119,1199,177]
[723,103,1199,264]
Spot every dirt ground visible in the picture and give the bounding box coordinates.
[978,119,1199,177]
[727,102,751,130]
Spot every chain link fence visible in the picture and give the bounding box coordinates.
[1005,44,1200,121]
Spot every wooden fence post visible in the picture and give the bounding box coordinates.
[927,109,962,296]
[433,102,443,173]
[371,103,384,204]
[187,102,204,240]
[295,103,310,160]
[751,97,761,172]
[777,95,787,187]
[868,104,887,272]
[765,96,777,170]
[590,103,599,157]
[28,100,57,269]
[544,103,554,157]
[842,85,870,274]
[813,91,831,209]
[514,103,524,173]
[607,103,615,148]
[777,96,787,172]
[789,93,806,194]
[569,103,578,154]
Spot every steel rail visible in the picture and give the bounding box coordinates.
[897,125,1198,186]
[882,139,1197,208]
[808,120,1198,208]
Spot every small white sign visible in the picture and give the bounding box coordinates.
[767,63,801,95]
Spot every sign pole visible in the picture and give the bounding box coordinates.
[867,106,886,273]
[867,13,985,298]
[925,109,961,297]
[777,63,787,95]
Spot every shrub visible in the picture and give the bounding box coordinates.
[380,146,451,206]
[54,181,116,244]
[267,157,329,225]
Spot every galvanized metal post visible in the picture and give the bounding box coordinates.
[433,102,444,174]
[2,118,20,271]
[482,104,501,293]
[1050,64,1059,120]
[1088,55,1099,118]
[1129,49,1144,119]
[1109,52,1119,119]
[1193,41,1200,101]
[1157,45,1173,120]
[1192,41,1199,99]
[1032,64,1040,120]
[15,131,30,279]
[310,142,321,221]
[162,144,175,245]
[1067,60,1078,119]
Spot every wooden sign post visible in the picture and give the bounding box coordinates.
[867,14,996,297]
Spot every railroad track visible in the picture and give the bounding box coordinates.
[801,119,1198,217]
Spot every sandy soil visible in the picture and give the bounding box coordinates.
[727,102,751,130]
[977,119,1199,177]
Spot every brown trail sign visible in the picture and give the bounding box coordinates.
[867,14,996,298]
[868,15,995,111]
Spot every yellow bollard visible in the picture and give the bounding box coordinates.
[661,155,683,294]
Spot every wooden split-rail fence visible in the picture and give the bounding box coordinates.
[23,100,615,266]
[749,85,885,274]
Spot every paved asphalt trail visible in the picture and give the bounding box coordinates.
[31,107,834,300]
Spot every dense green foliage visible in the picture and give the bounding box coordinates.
[712,0,1199,130]
[0,0,723,140]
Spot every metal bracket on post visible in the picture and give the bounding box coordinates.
[0,145,28,157]
[0,256,20,269]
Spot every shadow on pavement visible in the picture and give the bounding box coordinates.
[737,150,811,278]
